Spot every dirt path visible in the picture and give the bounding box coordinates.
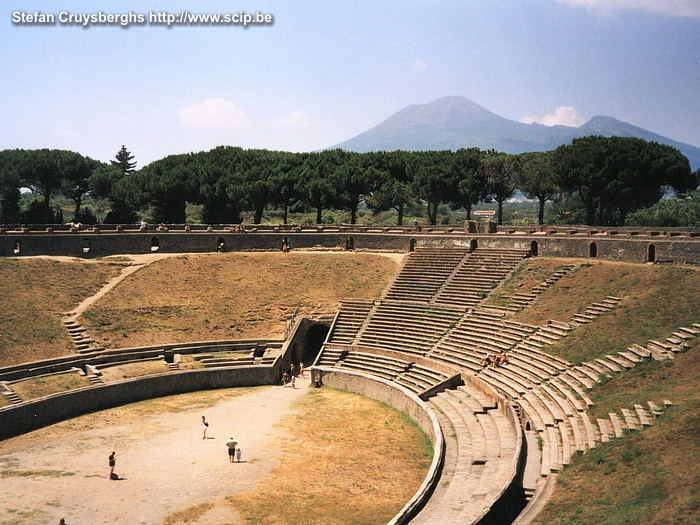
[0,377,312,525]
[66,254,188,318]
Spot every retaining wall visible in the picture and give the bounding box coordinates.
[0,366,278,441]
[312,367,444,525]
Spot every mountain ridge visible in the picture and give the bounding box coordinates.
[330,96,700,170]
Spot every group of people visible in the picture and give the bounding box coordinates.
[480,351,509,368]
[108,414,243,479]
[282,361,305,388]
[202,416,243,462]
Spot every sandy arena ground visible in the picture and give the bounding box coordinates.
[0,377,312,525]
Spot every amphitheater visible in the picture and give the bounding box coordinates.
[1,222,698,524]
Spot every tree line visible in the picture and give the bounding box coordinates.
[0,138,697,227]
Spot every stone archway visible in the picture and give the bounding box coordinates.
[304,323,329,365]
[530,240,538,257]
[589,242,597,258]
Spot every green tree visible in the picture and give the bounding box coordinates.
[365,151,415,225]
[516,151,560,225]
[60,153,99,223]
[410,150,457,225]
[270,152,304,224]
[452,148,485,220]
[480,151,517,225]
[17,149,67,223]
[626,188,700,227]
[0,150,23,223]
[111,145,137,175]
[554,136,694,226]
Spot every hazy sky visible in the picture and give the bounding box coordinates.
[2,0,699,166]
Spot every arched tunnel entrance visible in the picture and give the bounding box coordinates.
[304,323,329,365]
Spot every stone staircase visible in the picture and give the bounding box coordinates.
[570,296,620,326]
[63,317,105,354]
[492,264,577,314]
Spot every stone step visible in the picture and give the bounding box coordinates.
[620,408,639,431]
[647,400,664,416]
[634,404,654,427]
[677,326,699,337]
[593,358,622,374]
[627,344,652,359]
[597,418,612,443]
[605,354,635,370]
[671,330,693,340]
[3,390,22,404]
[617,351,642,364]
[87,375,102,385]
[608,412,624,438]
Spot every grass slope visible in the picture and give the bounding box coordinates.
[512,259,700,363]
[0,258,123,367]
[500,258,699,524]
[81,252,399,349]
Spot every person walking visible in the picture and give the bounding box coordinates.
[201,416,209,440]
[226,437,238,463]
[108,451,116,479]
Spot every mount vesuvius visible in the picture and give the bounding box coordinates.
[330,96,700,171]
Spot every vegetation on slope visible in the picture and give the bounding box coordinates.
[0,258,123,367]
[500,258,699,524]
[81,252,399,349]
[533,346,699,525]
[512,259,700,363]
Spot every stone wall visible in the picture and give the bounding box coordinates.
[311,367,444,525]
[0,366,277,440]
[1,228,698,263]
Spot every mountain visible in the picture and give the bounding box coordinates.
[330,96,700,170]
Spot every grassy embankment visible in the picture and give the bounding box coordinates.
[80,252,399,349]
[0,258,123,367]
[494,258,699,524]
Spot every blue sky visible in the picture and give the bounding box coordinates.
[2,0,699,166]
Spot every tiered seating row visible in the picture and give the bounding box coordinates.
[384,246,469,303]
[356,302,462,355]
[318,348,456,396]
[417,386,519,524]
[433,248,529,309]
[497,264,576,313]
[326,300,374,344]
[434,313,539,360]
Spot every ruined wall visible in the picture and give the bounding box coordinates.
[1,228,698,264]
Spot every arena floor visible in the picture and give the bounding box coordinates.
[0,377,312,524]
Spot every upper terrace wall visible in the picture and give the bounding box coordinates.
[1,224,698,264]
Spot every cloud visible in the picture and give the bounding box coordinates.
[178,97,250,128]
[412,59,428,70]
[522,106,585,127]
[556,0,700,18]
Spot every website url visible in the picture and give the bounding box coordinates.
[11,11,275,29]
